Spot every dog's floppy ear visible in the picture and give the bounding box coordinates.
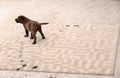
[18,15,27,24]
[19,15,25,20]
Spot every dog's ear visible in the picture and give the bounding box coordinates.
[18,15,27,23]
[19,15,25,20]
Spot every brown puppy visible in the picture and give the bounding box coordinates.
[15,15,48,44]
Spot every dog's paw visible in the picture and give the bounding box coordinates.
[30,37,33,39]
[32,42,36,44]
[24,35,28,37]
[42,37,45,39]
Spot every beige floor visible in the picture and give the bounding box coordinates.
[0,0,120,78]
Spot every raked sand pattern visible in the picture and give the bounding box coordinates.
[0,0,120,75]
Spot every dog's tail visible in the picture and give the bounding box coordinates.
[39,23,49,25]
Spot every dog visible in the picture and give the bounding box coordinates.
[15,15,48,44]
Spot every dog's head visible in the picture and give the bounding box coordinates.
[15,15,27,24]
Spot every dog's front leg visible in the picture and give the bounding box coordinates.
[24,29,29,37]
[30,33,33,39]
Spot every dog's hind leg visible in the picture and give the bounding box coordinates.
[32,31,37,44]
[30,33,33,39]
[38,27,45,39]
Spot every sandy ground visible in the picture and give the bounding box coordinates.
[0,0,120,78]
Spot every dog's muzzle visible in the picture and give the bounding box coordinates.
[15,19,19,23]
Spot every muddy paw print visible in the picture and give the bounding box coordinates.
[20,60,24,62]
[16,68,20,71]
[47,76,56,78]
[66,25,70,27]
[22,64,27,67]
[73,25,79,27]
[32,66,38,69]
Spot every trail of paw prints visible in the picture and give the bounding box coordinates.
[66,24,79,27]
[16,64,27,71]
[59,24,79,32]
[50,24,79,37]
[16,63,38,71]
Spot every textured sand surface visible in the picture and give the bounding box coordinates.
[0,0,120,75]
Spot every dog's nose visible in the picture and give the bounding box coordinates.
[15,19,18,23]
